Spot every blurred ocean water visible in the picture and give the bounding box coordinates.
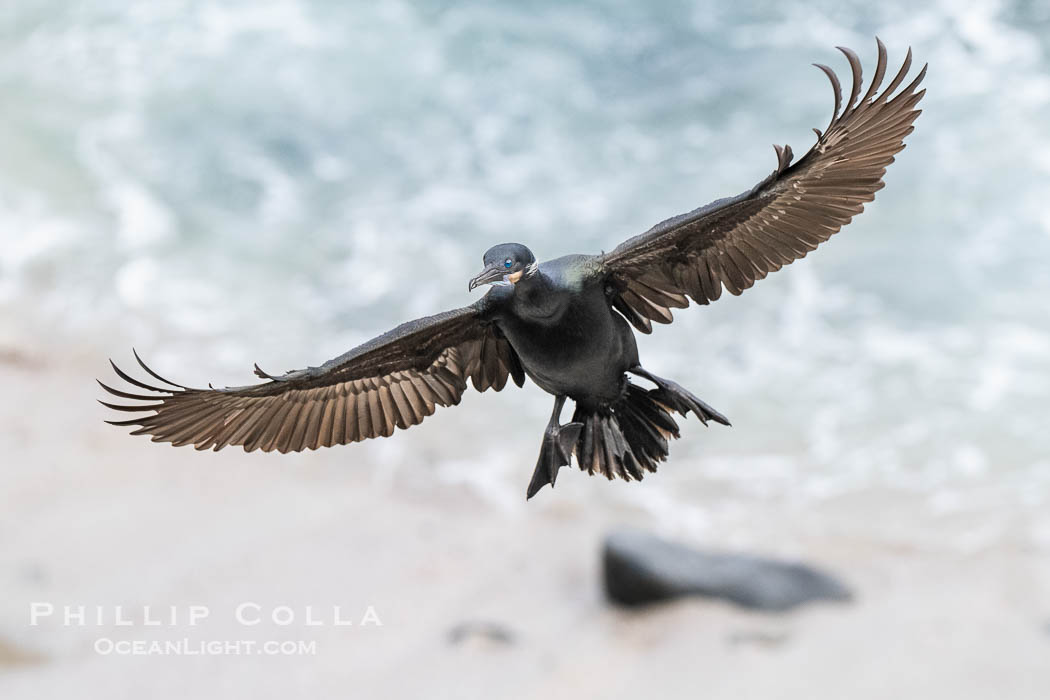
[0,1,1048,530]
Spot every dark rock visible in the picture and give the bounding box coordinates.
[0,638,47,668]
[603,529,853,611]
[727,628,791,648]
[447,621,516,647]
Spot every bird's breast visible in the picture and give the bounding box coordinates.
[496,288,635,403]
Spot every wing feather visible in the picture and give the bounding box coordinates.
[601,40,925,331]
[102,296,526,451]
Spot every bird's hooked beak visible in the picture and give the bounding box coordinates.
[468,265,516,291]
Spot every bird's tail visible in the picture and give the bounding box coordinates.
[568,381,687,482]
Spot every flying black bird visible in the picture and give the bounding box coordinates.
[101,41,926,499]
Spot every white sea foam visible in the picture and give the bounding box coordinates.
[0,0,1047,518]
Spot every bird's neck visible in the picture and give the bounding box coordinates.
[511,268,563,320]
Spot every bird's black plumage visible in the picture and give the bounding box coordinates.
[101,41,926,498]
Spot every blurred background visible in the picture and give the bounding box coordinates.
[1,0,1048,697]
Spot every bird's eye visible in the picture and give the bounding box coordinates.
[504,259,513,268]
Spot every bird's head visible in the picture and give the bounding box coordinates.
[468,243,537,291]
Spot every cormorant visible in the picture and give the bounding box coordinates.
[101,41,926,499]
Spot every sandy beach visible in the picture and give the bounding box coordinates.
[1,341,1047,699]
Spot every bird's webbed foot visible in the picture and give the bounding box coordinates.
[526,402,582,499]
[628,366,731,427]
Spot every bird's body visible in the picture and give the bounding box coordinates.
[485,254,636,407]
[101,41,926,499]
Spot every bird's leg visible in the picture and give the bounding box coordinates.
[628,366,731,427]
[526,395,583,500]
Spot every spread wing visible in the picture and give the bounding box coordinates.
[100,298,524,452]
[600,40,927,333]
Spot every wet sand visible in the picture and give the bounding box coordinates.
[1,344,1048,699]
